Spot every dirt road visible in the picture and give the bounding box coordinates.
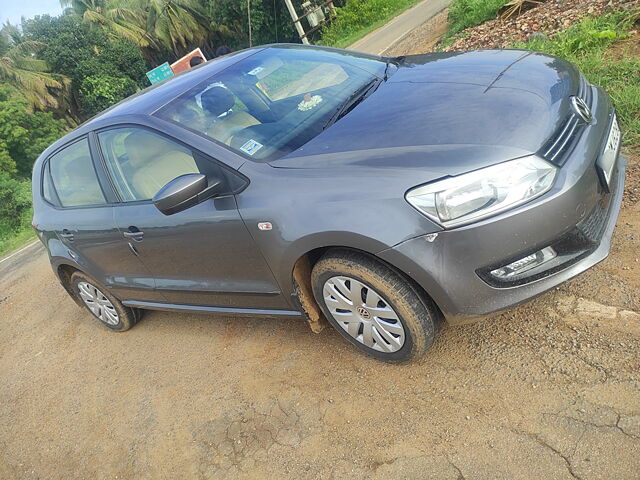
[1,168,639,479]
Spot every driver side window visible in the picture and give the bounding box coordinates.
[97,127,200,201]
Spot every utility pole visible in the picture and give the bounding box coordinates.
[247,0,253,47]
[283,0,310,45]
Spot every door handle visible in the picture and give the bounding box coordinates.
[60,229,75,242]
[123,227,144,242]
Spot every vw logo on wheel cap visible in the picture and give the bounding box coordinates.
[571,96,593,124]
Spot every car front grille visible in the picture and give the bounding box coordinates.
[540,75,593,166]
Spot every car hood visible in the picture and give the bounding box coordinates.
[271,49,581,174]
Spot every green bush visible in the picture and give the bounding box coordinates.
[446,0,510,40]
[0,172,31,232]
[79,75,139,118]
[0,86,66,177]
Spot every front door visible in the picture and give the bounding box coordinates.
[97,126,287,309]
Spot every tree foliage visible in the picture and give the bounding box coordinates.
[0,86,66,177]
[79,75,138,115]
[205,0,298,50]
[0,23,69,112]
[0,171,32,231]
[22,14,148,118]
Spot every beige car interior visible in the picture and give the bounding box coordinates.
[200,86,261,145]
[122,130,199,200]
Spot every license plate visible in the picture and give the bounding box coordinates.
[597,115,621,189]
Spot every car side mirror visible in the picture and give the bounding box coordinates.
[152,173,224,215]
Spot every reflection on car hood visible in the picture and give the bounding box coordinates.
[272,49,581,173]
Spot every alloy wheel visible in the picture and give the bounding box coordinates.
[323,276,405,352]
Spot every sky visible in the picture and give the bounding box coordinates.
[0,0,63,26]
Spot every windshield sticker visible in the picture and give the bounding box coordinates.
[247,66,264,76]
[240,139,264,155]
[298,93,323,112]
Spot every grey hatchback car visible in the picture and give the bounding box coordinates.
[32,45,625,362]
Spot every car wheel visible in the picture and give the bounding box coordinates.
[311,250,441,362]
[70,271,140,331]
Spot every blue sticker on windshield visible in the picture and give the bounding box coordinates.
[240,139,263,155]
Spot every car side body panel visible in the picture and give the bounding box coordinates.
[235,161,443,306]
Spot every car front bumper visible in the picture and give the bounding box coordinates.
[380,153,625,325]
[379,93,626,325]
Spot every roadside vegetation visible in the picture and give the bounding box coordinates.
[515,11,640,150]
[0,173,33,256]
[319,0,423,48]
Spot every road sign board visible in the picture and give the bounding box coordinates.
[146,62,174,85]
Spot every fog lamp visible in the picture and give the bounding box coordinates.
[490,247,557,279]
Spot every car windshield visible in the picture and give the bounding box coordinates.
[155,46,386,162]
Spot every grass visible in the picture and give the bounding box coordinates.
[514,10,640,150]
[0,209,35,258]
[319,0,425,48]
[443,0,510,45]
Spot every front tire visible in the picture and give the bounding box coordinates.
[311,250,441,362]
[71,271,139,331]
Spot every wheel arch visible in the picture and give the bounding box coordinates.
[55,261,84,307]
[291,245,443,333]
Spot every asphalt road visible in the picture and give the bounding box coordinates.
[348,0,453,55]
[0,239,44,279]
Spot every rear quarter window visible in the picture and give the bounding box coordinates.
[45,138,106,208]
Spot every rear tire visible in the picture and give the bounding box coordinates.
[311,250,441,362]
[70,271,140,331]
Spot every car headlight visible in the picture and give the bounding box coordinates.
[405,156,557,228]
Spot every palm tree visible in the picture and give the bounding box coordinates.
[0,23,69,111]
[60,0,152,48]
[62,0,213,60]
[143,0,211,57]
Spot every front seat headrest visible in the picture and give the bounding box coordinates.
[124,130,165,167]
[201,86,235,117]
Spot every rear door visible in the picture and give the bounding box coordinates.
[42,136,162,301]
[96,125,288,309]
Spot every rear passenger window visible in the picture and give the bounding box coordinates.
[46,138,106,207]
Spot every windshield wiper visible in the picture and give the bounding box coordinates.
[323,78,382,130]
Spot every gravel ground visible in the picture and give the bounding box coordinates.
[444,0,640,52]
[387,0,640,55]
[1,27,640,480]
